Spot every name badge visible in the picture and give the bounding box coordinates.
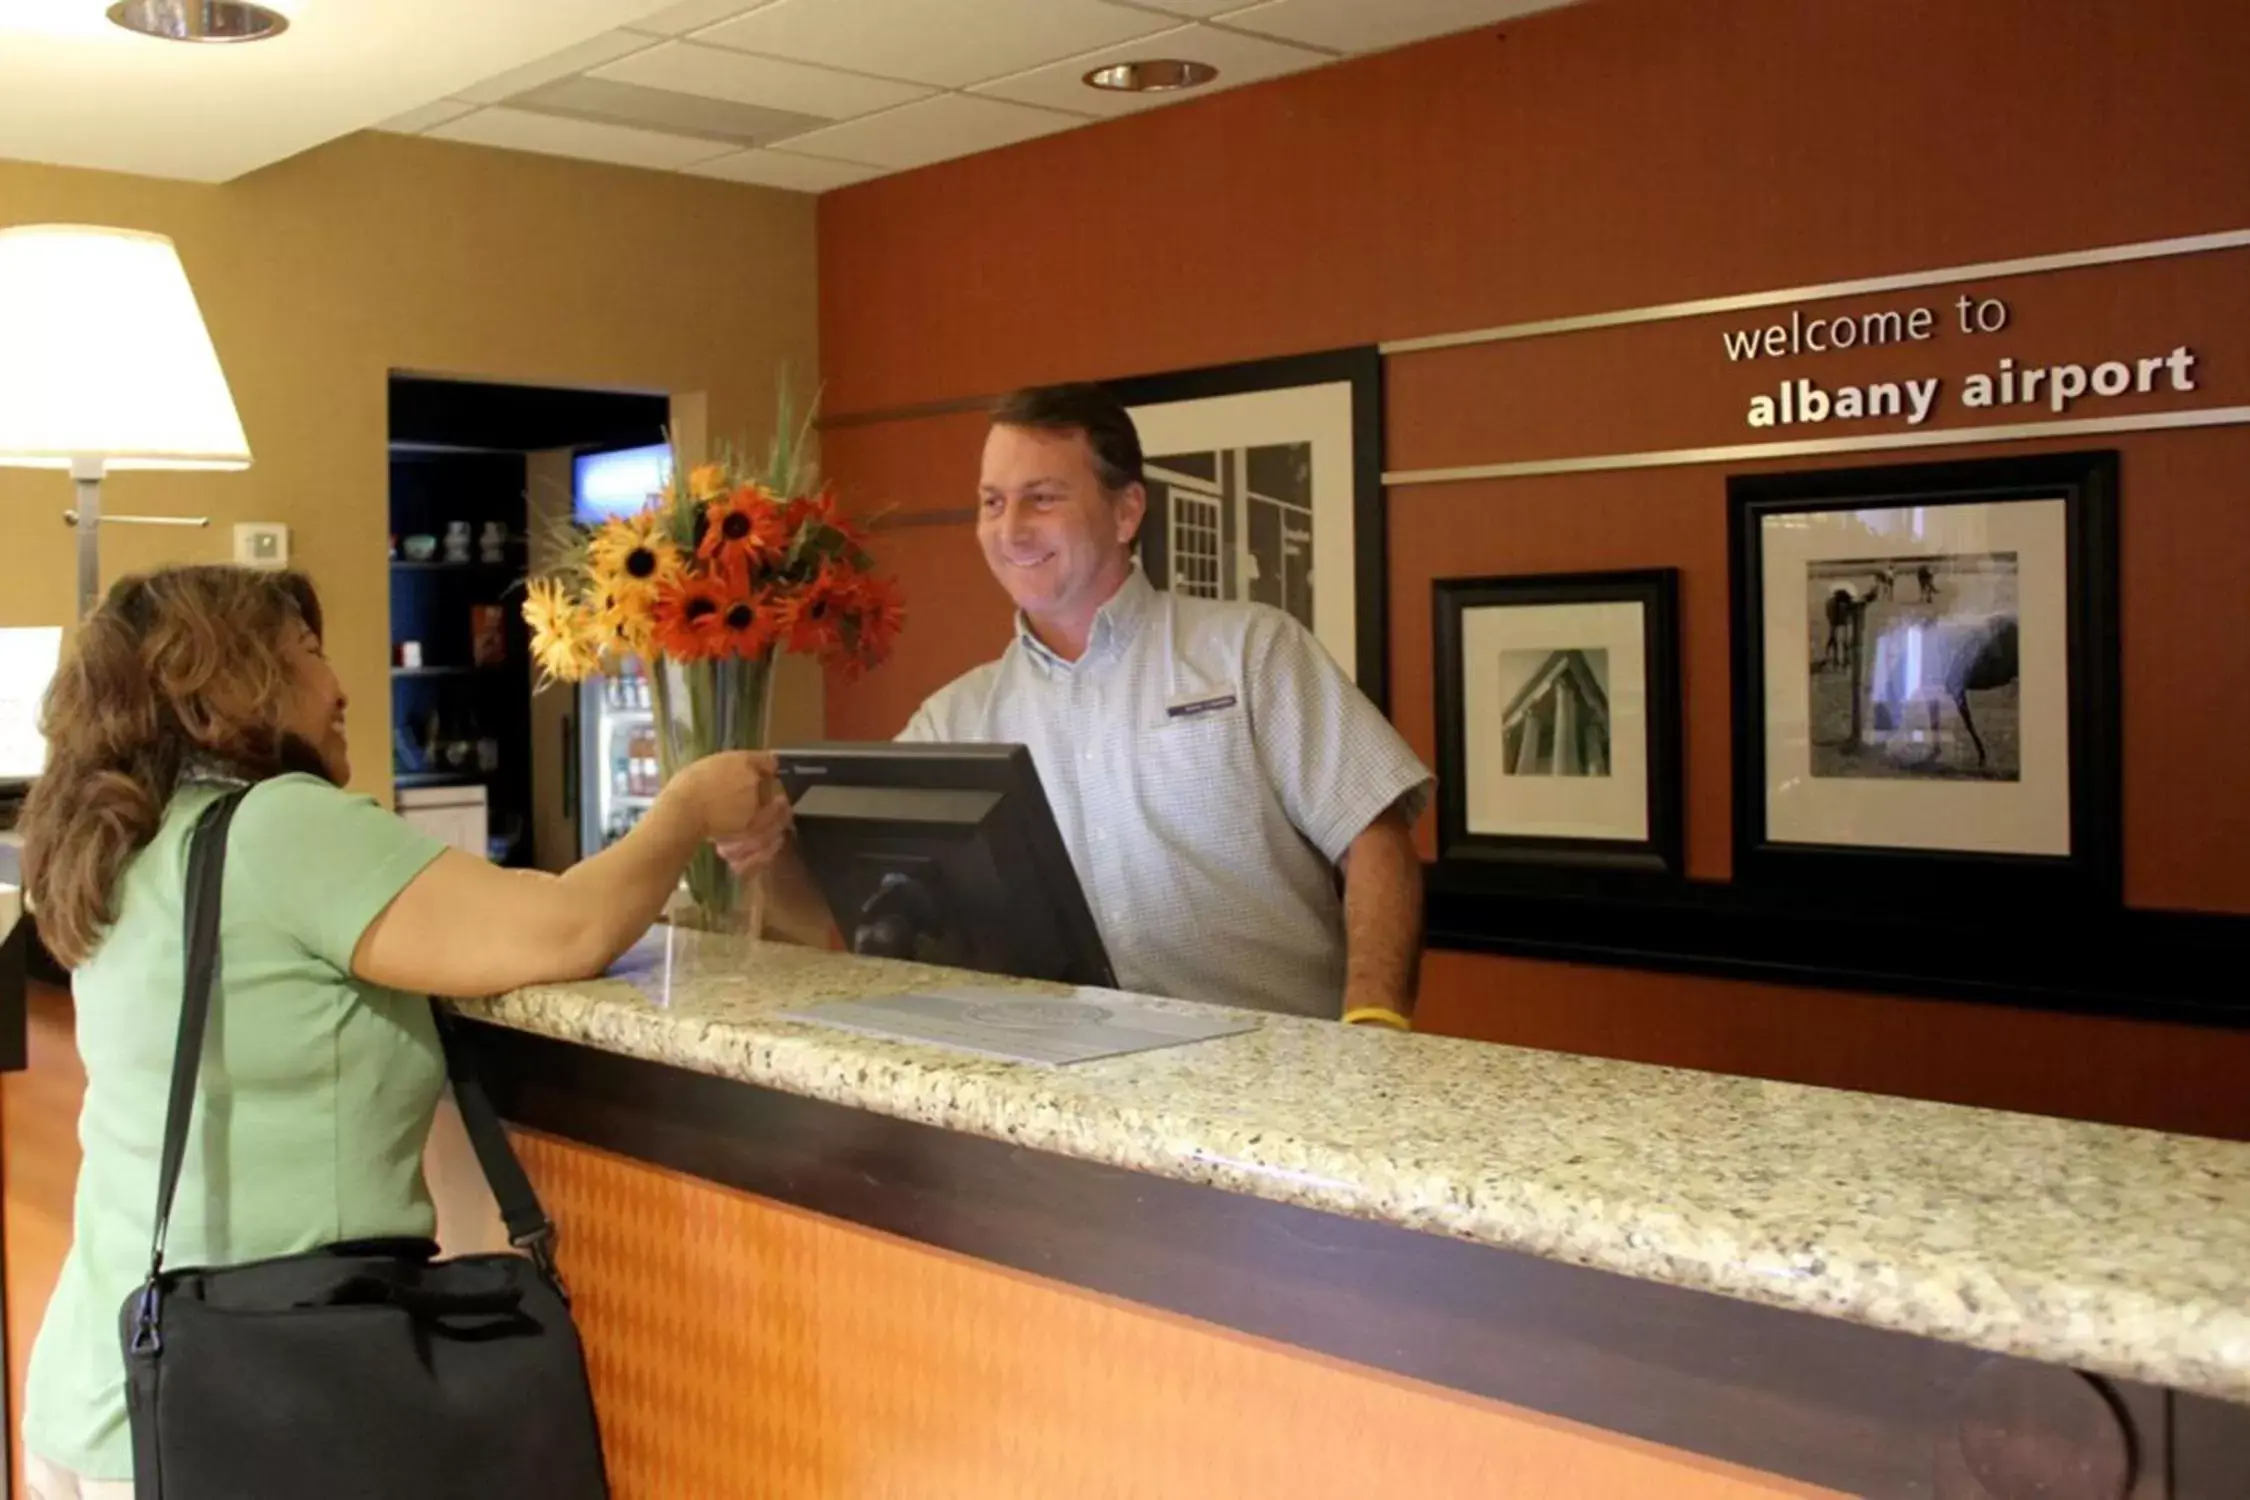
[1166,688,1239,720]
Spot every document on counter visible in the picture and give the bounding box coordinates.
[778,986,1261,1066]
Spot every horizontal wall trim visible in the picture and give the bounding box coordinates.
[817,228,2247,432]
[1383,405,2250,487]
[867,505,977,532]
[819,393,995,432]
[1379,227,2250,355]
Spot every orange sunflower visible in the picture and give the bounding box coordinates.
[699,485,788,572]
[715,593,781,658]
[784,484,867,551]
[775,562,852,658]
[650,567,731,662]
[833,573,905,677]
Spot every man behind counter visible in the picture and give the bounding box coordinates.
[729,383,1432,1027]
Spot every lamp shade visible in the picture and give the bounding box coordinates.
[0,224,251,471]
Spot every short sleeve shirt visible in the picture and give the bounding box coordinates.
[24,773,450,1480]
[901,569,1432,1018]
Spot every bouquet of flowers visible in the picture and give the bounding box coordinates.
[522,397,902,931]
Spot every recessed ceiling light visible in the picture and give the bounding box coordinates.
[106,0,297,43]
[1082,59,1218,94]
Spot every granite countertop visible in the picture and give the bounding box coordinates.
[449,928,2250,1404]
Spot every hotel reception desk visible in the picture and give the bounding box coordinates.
[441,929,2250,1499]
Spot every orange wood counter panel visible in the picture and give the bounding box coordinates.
[456,1017,2250,1500]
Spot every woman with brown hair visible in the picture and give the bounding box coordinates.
[16,564,790,1499]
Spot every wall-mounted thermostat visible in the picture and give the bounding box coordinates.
[234,522,289,568]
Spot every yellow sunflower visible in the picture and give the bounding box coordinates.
[595,583,658,659]
[586,507,685,596]
[522,578,603,685]
[687,462,729,502]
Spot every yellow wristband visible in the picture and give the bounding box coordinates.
[1342,1007,1410,1031]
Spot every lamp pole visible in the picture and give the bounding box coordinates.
[72,458,104,620]
[61,459,212,618]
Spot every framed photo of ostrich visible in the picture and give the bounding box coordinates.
[1728,450,2120,913]
[1432,569,1683,882]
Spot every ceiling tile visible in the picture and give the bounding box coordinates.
[427,106,730,170]
[511,75,830,145]
[777,93,1086,170]
[1123,0,1260,16]
[973,22,1327,117]
[683,148,889,192]
[593,40,933,119]
[628,0,775,35]
[373,98,479,135]
[455,29,662,105]
[1215,0,1575,54]
[695,0,1174,89]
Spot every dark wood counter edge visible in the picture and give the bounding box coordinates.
[457,1019,2249,1500]
[2,917,24,1074]
[1,920,25,1490]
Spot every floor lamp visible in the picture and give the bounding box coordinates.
[0,224,249,618]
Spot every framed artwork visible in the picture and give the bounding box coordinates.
[1728,449,2120,911]
[1104,347,1388,711]
[1432,569,1683,879]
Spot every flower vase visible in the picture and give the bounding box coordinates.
[650,649,778,937]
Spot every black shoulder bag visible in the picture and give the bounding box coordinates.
[119,787,610,1499]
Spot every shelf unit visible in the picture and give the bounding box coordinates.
[393,770,490,789]
[390,557,521,573]
[391,664,510,679]
[387,443,533,866]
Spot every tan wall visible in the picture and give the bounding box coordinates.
[0,130,822,805]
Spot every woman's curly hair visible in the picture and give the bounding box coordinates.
[20,564,331,966]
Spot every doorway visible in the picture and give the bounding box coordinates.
[385,374,672,871]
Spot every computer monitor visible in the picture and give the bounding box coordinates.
[773,742,1117,989]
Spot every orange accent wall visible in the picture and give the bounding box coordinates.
[510,1128,1837,1499]
[813,0,2250,1139]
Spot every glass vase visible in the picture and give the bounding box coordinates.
[648,648,779,937]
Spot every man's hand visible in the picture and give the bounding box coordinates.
[712,791,793,877]
[715,803,842,949]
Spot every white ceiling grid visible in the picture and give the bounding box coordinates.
[392,0,1579,193]
[0,0,1575,187]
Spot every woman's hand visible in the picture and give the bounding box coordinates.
[666,750,782,842]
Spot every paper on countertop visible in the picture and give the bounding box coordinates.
[779,985,1262,1066]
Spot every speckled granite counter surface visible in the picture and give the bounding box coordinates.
[448,927,2250,1404]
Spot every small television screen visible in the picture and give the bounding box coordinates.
[573,442,671,527]
[0,625,63,783]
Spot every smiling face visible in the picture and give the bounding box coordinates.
[277,613,350,785]
[976,422,1146,655]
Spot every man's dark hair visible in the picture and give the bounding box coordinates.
[990,383,1144,493]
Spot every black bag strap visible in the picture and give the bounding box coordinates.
[145,784,565,1295]
[145,786,252,1282]
[433,1007,561,1280]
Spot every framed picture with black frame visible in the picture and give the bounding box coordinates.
[1431,569,1684,882]
[1727,449,2120,916]
[1103,347,1389,712]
